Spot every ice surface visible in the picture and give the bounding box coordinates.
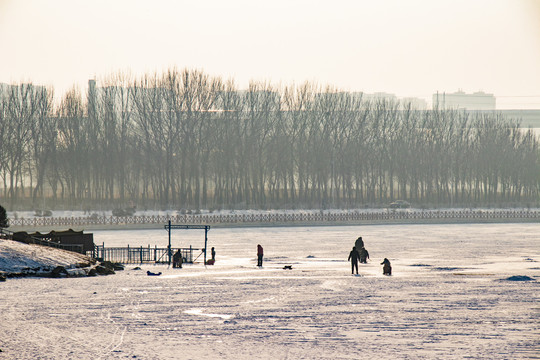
[0,223,538,359]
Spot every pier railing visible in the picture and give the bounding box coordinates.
[91,245,200,264]
[8,209,540,228]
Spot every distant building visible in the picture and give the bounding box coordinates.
[474,109,540,128]
[353,92,427,109]
[361,92,398,103]
[433,90,496,110]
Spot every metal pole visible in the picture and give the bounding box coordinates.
[168,220,172,266]
[204,226,208,265]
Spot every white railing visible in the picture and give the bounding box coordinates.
[8,209,540,228]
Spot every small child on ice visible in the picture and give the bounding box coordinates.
[381,258,392,276]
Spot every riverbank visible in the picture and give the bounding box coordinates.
[0,238,95,278]
[6,208,540,232]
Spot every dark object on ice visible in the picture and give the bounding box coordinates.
[0,273,6,282]
[433,267,461,271]
[381,258,392,276]
[306,255,315,258]
[211,247,216,261]
[359,247,369,263]
[283,265,292,270]
[502,275,535,282]
[257,244,264,267]
[389,200,411,209]
[173,250,183,268]
[206,259,215,265]
[132,266,142,270]
[348,247,360,274]
[147,271,162,276]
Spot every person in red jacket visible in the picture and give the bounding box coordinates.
[257,244,264,267]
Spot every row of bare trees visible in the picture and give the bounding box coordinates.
[0,68,538,210]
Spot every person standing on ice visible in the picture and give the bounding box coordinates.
[211,247,216,261]
[348,246,360,275]
[257,244,264,267]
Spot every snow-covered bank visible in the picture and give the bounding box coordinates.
[0,239,99,278]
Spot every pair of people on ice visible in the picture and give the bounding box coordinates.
[347,246,369,274]
[354,236,369,263]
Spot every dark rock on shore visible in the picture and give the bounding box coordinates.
[51,266,69,278]
[100,261,124,271]
[95,264,115,275]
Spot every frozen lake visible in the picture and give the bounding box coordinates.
[1,223,538,359]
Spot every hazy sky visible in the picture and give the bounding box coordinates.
[1,0,539,108]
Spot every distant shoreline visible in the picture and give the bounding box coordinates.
[7,209,540,232]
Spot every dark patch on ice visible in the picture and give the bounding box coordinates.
[528,267,540,270]
[523,258,536,262]
[433,267,462,271]
[306,255,316,258]
[409,264,431,267]
[501,275,535,282]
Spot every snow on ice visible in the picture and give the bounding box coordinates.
[0,223,538,359]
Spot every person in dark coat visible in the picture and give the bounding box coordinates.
[211,247,216,261]
[359,247,369,263]
[381,258,392,275]
[348,246,360,275]
[257,244,264,267]
[173,250,182,268]
[355,237,364,250]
